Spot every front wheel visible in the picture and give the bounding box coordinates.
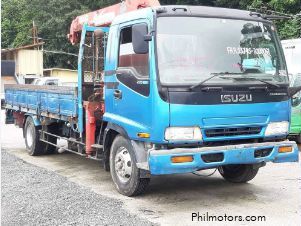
[110,135,150,196]
[218,164,259,183]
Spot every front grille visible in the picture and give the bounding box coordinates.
[205,126,261,138]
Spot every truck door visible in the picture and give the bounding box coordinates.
[111,21,152,138]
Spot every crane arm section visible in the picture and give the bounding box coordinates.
[68,0,160,44]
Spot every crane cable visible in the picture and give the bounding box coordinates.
[192,168,218,177]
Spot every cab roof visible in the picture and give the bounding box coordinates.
[158,5,268,22]
[112,5,271,26]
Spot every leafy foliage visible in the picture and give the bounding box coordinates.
[2,0,300,68]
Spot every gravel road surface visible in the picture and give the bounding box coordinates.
[1,149,153,226]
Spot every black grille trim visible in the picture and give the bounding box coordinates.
[254,148,273,158]
[205,126,262,138]
[201,153,224,163]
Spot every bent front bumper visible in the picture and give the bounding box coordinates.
[148,141,299,175]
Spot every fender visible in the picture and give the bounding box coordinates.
[104,122,130,140]
[25,113,41,126]
[102,122,130,171]
[102,122,150,177]
[23,114,41,138]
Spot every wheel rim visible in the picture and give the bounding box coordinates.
[114,146,132,183]
[26,124,34,148]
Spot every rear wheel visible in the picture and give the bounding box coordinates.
[218,164,259,183]
[24,117,45,156]
[110,135,150,196]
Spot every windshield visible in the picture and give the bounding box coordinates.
[156,17,288,86]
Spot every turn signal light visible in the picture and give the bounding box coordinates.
[137,133,150,138]
[171,155,194,163]
[278,146,293,153]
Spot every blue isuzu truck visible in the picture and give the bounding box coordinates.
[4,2,301,196]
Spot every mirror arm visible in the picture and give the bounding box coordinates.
[288,86,301,98]
[144,29,155,41]
[144,35,152,41]
[149,29,155,35]
[144,30,155,41]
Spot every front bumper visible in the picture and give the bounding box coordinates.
[148,140,299,175]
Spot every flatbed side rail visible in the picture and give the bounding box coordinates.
[4,84,78,120]
[4,84,77,94]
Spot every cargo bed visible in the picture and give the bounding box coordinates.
[4,84,78,121]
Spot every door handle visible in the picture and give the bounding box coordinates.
[114,89,122,99]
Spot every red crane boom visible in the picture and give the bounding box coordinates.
[68,0,160,44]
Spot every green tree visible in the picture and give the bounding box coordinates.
[215,0,301,39]
[1,0,119,68]
[1,0,34,48]
[2,0,300,68]
[28,0,89,68]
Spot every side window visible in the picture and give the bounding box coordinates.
[116,24,150,96]
[118,26,149,78]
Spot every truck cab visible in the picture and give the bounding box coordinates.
[104,6,290,144]
[93,6,297,194]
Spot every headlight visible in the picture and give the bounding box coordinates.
[165,127,202,141]
[264,121,289,136]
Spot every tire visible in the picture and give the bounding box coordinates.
[218,164,259,183]
[109,135,150,196]
[42,124,58,155]
[296,134,301,144]
[24,117,45,156]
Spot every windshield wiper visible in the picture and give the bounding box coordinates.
[190,72,280,90]
[189,72,240,90]
[230,76,280,88]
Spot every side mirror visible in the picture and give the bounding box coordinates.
[132,24,149,54]
[292,95,301,107]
